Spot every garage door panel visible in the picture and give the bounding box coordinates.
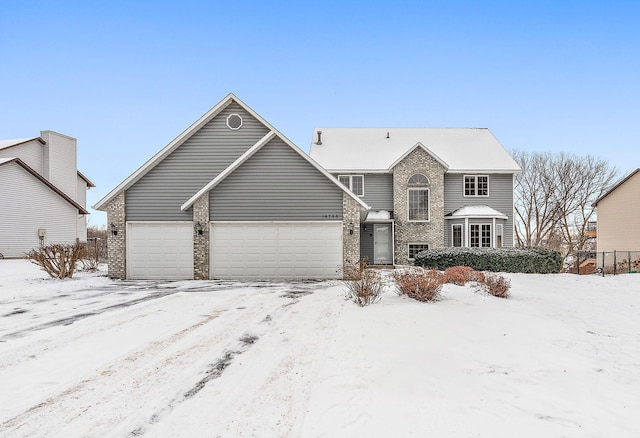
[127,222,193,280]
[211,222,342,280]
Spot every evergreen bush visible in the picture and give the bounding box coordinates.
[414,247,562,273]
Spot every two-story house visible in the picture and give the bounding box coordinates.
[309,128,521,265]
[0,131,94,258]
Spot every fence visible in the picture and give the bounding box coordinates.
[569,250,640,276]
[596,251,640,276]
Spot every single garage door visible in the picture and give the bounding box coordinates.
[211,222,342,280]
[127,222,194,280]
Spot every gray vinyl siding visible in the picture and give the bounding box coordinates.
[210,138,343,220]
[360,224,374,262]
[0,162,78,258]
[443,173,515,246]
[364,174,393,210]
[334,173,393,211]
[126,102,270,221]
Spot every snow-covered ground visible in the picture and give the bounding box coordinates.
[1,260,640,437]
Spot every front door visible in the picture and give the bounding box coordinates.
[374,224,392,264]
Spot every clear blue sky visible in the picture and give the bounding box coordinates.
[2,1,638,226]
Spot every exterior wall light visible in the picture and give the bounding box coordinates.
[349,222,354,235]
[195,222,203,235]
[110,223,118,236]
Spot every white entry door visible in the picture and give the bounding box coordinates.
[374,224,392,264]
[211,222,343,280]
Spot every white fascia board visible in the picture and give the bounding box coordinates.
[181,131,276,211]
[388,142,449,171]
[93,94,237,211]
[326,169,390,174]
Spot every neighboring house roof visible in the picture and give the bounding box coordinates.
[77,170,96,188]
[0,157,90,214]
[95,93,370,212]
[0,137,45,151]
[592,168,640,207]
[309,128,521,173]
[445,205,508,219]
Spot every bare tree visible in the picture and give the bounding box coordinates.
[512,150,618,255]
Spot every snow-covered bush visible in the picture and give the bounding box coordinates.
[414,247,562,273]
[393,267,444,302]
[480,272,511,298]
[342,260,384,306]
[28,243,83,279]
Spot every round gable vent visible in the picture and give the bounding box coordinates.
[226,113,243,130]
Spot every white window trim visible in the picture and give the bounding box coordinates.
[451,223,463,247]
[407,188,430,222]
[226,113,243,130]
[469,223,492,248]
[408,243,430,261]
[463,175,490,197]
[337,174,365,197]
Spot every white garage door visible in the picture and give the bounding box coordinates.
[127,222,194,280]
[211,222,343,280]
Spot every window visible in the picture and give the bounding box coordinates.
[338,175,364,196]
[464,175,489,196]
[226,113,243,130]
[496,224,503,248]
[452,224,462,247]
[470,224,491,247]
[408,189,429,221]
[408,173,429,186]
[408,243,429,260]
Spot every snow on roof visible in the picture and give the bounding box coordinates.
[309,128,521,173]
[0,157,15,164]
[0,137,42,150]
[364,210,391,221]
[445,205,508,219]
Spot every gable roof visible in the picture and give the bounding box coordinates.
[0,137,45,151]
[592,168,640,207]
[309,128,521,173]
[94,93,370,212]
[388,142,449,170]
[0,157,89,214]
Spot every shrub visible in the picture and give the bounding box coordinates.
[393,267,444,302]
[342,260,385,306]
[481,272,511,298]
[28,243,83,279]
[414,247,562,274]
[443,266,477,285]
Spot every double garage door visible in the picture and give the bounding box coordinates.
[127,222,342,280]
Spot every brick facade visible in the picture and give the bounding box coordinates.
[342,192,361,278]
[392,147,447,265]
[193,195,209,280]
[106,191,126,279]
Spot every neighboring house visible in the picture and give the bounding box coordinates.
[309,128,521,265]
[0,131,94,258]
[93,94,369,281]
[591,168,640,253]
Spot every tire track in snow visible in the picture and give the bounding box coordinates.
[0,289,291,437]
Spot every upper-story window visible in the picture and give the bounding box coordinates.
[338,175,364,196]
[408,173,429,186]
[407,174,429,222]
[464,175,489,196]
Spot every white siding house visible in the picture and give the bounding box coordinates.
[0,132,93,258]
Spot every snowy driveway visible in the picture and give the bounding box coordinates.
[2,261,640,437]
[0,265,342,437]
